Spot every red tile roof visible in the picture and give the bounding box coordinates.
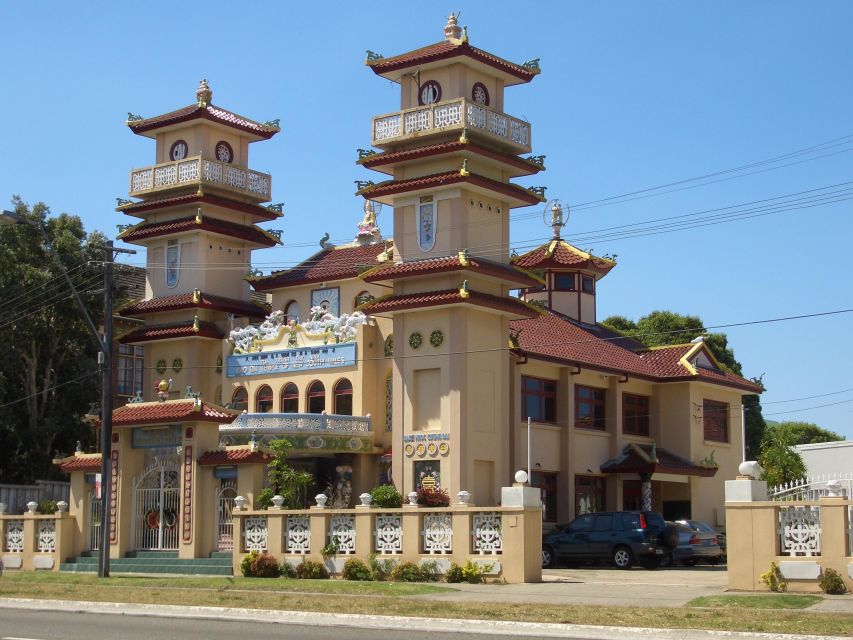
[118,193,281,222]
[367,41,539,85]
[359,171,543,205]
[119,319,223,344]
[513,239,616,273]
[118,216,280,247]
[198,449,272,466]
[110,399,238,427]
[358,141,542,175]
[362,254,542,287]
[56,455,102,472]
[509,311,763,392]
[120,291,268,319]
[128,103,279,139]
[600,444,717,477]
[359,288,539,318]
[251,243,391,291]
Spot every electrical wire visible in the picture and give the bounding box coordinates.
[0,370,100,411]
[761,387,853,405]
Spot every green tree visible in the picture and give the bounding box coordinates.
[0,197,106,482]
[601,310,766,457]
[758,423,807,486]
[771,421,843,445]
[264,438,313,509]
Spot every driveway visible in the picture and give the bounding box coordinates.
[420,565,729,608]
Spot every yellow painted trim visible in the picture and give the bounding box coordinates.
[116,221,144,240]
[511,265,545,286]
[642,343,695,351]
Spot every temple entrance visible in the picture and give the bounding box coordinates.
[131,458,180,550]
[215,479,237,551]
[87,490,102,551]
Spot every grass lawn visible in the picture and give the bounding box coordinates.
[688,594,824,609]
[2,573,851,637]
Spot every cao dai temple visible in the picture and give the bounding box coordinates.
[2,16,762,579]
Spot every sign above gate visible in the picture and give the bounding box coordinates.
[226,342,357,378]
[132,425,182,449]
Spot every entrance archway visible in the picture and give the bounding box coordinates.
[131,458,180,550]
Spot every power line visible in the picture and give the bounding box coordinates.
[0,370,99,411]
[762,387,853,405]
[764,397,853,416]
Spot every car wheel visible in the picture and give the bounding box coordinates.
[542,545,557,568]
[612,546,634,569]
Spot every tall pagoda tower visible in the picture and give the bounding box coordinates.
[116,80,281,403]
[358,16,545,503]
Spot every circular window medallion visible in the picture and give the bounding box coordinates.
[156,359,167,374]
[427,443,438,456]
[429,329,444,347]
[416,443,427,457]
[419,80,442,106]
[472,82,490,106]
[170,140,189,161]
[408,332,423,349]
[172,357,183,373]
[439,442,450,456]
[215,140,233,163]
[404,443,415,457]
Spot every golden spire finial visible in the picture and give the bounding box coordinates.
[195,207,203,224]
[192,288,201,304]
[193,315,200,332]
[444,12,462,41]
[196,79,212,107]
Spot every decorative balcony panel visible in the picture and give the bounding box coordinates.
[219,412,373,453]
[129,155,272,202]
[371,98,532,153]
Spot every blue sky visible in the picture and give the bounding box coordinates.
[1,1,851,438]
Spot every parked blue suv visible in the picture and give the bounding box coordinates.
[542,510,677,569]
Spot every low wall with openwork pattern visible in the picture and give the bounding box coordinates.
[726,494,853,592]
[232,504,542,583]
[0,512,77,572]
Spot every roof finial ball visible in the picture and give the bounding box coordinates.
[444,12,462,41]
[196,79,212,107]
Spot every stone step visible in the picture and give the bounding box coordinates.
[60,562,233,576]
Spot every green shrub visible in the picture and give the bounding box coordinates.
[280,561,297,579]
[446,560,492,584]
[760,561,787,592]
[367,553,395,581]
[390,561,425,582]
[295,560,329,579]
[257,487,274,510]
[416,487,450,507]
[37,500,57,515]
[321,540,340,558]
[342,557,373,581]
[240,551,281,578]
[419,559,441,582]
[819,568,847,594]
[370,485,403,508]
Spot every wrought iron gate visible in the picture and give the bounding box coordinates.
[215,480,237,551]
[131,459,180,550]
[88,491,102,551]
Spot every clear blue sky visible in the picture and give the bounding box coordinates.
[2,1,851,438]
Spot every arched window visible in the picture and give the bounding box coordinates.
[307,380,325,414]
[284,300,301,324]
[256,385,273,413]
[232,387,248,412]
[333,378,353,416]
[280,382,299,413]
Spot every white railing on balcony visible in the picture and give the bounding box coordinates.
[372,98,532,152]
[128,155,272,201]
[222,413,371,434]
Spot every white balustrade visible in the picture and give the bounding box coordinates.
[374,514,402,554]
[423,513,452,554]
[371,98,532,152]
[286,515,310,554]
[37,520,56,553]
[244,516,268,551]
[129,155,272,200]
[778,505,821,556]
[472,513,502,555]
[329,515,356,554]
[4,519,24,552]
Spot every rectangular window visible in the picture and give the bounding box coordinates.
[575,475,605,516]
[575,385,606,430]
[117,344,144,397]
[622,393,650,436]
[531,471,558,522]
[165,240,180,288]
[581,274,595,293]
[703,399,729,442]
[521,376,557,423]
[553,272,575,291]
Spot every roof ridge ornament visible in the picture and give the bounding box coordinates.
[196,79,212,107]
[444,12,462,41]
[544,199,567,239]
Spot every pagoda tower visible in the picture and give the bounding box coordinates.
[116,80,282,403]
[357,16,545,504]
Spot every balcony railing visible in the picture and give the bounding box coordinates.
[128,155,272,201]
[371,98,532,153]
[219,413,373,451]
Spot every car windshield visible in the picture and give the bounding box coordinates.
[689,520,715,533]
